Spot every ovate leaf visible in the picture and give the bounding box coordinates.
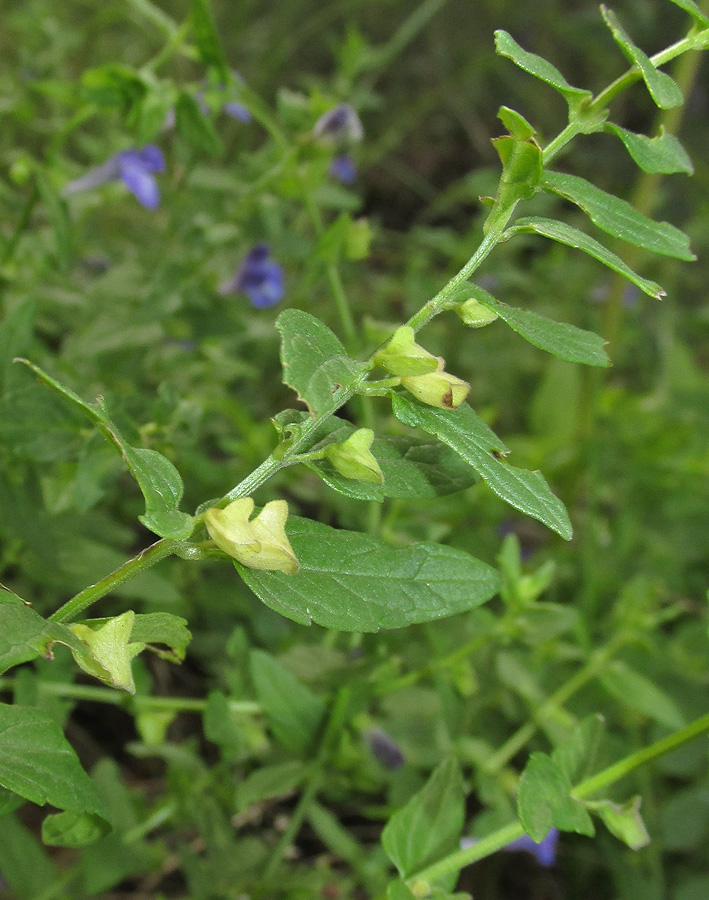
[518,753,594,841]
[552,715,605,784]
[0,598,86,676]
[494,30,591,104]
[41,810,110,848]
[382,758,465,878]
[606,124,694,174]
[601,6,683,109]
[543,170,694,260]
[469,285,610,367]
[506,217,665,299]
[0,704,102,814]
[392,395,573,540]
[236,760,308,812]
[238,516,500,631]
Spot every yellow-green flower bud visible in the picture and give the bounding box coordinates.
[456,298,499,328]
[205,498,299,575]
[401,362,470,409]
[324,428,384,484]
[69,610,144,694]
[373,325,440,376]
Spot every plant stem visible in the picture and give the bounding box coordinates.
[407,711,709,887]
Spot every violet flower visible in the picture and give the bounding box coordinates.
[365,727,405,770]
[63,146,165,210]
[219,244,284,309]
[330,153,357,185]
[313,103,363,147]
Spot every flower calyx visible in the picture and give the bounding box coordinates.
[69,610,144,694]
[205,498,299,574]
[324,428,384,484]
[401,359,470,409]
[456,297,499,328]
[373,326,440,377]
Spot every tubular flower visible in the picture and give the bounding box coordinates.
[63,146,165,210]
[313,103,364,147]
[401,361,470,409]
[205,498,299,574]
[219,244,284,309]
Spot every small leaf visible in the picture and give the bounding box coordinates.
[0,704,102,814]
[507,217,665,299]
[469,285,610,367]
[276,309,367,414]
[518,753,594,841]
[589,797,650,850]
[543,170,694,260]
[36,171,71,271]
[599,661,685,729]
[392,395,573,540]
[552,715,605,784]
[41,811,110,848]
[250,650,326,755]
[494,30,591,103]
[382,758,465,878]
[601,6,684,109]
[176,90,223,156]
[668,0,709,27]
[238,516,500,631]
[606,124,694,174]
[190,0,229,79]
[236,760,308,812]
[498,106,535,140]
[487,133,542,231]
[0,298,35,394]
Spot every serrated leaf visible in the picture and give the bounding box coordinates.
[470,285,610,367]
[601,6,684,109]
[518,753,594,841]
[237,516,500,631]
[589,797,650,850]
[392,395,572,540]
[175,90,223,156]
[606,124,694,174]
[552,715,605,784]
[0,601,87,676]
[190,0,229,79]
[668,0,709,27]
[276,309,366,414]
[507,217,665,299]
[494,30,591,102]
[16,360,193,539]
[0,704,102,814]
[382,758,465,878]
[250,650,326,755]
[543,170,694,260]
[599,661,685,729]
[41,810,110,848]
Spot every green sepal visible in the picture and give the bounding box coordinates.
[324,428,384,484]
[69,611,145,694]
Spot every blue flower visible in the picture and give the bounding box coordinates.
[63,145,165,210]
[504,828,559,867]
[313,103,363,147]
[219,244,284,309]
[330,153,357,185]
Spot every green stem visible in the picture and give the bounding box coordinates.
[408,711,709,887]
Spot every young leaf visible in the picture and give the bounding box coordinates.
[237,516,500,631]
[175,90,223,156]
[494,30,591,103]
[543,170,694,260]
[599,661,685,729]
[601,6,684,109]
[486,133,543,231]
[588,797,650,850]
[0,704,102,814]
[518,752,594,841]
[41,811,110,848]
[469,285,610,367]
[382,758,465,878]
[190,0,229,79]
[276,309,367,415]
[250,650,326,755]
[668,0,709,27]
[236,760,308,812]
[551,715,605,784]
[506,217,665,299]
[605,124,694,174]
[392,395,573,540]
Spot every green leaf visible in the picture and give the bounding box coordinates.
[0,599,86,676]
[81,64,146,110]
[0,814,58,900]
[190,0,229,79]
[175,90,223,156]
[305,418,478,500]
[238,517,500,631]
[506,217,665,299]
[387,883,417,900]
[36,171,71,271]
[668,0,709,27]
[0,298,35,394]
[588,797,650,850]
[382,758,465,878]
[487,133,543,230]
[0,704,102,814]
[469,285,610,367]
[250,650,326,755]
[16,360,193,539]
[41,810,110,848]
[392,395,573,540]
[598,661,686,729]
[236,760,308,812]
[517,752,594,841]
[606,124,694,174]
[601,6,684,109]
[543,170,694,260]
[494,30,591,103]
[498,105,535,140]
[276,310,367,414]
[551,715,605,784]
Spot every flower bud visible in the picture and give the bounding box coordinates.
[324,428,384,484]
[456,298,499,328]
[69,611,144,694]
[401,361,470,409]
[205,498,299,574]
[373,325,440,376]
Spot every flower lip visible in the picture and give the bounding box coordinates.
[63,145,165,210]
[330,154,357,184]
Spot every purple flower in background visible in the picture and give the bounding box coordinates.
[313,103,364,147]
[219,244,284,309]
[365,727,405,770]
[504,828,559,867]
[330,153,357,185]
[63,146,165,210]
